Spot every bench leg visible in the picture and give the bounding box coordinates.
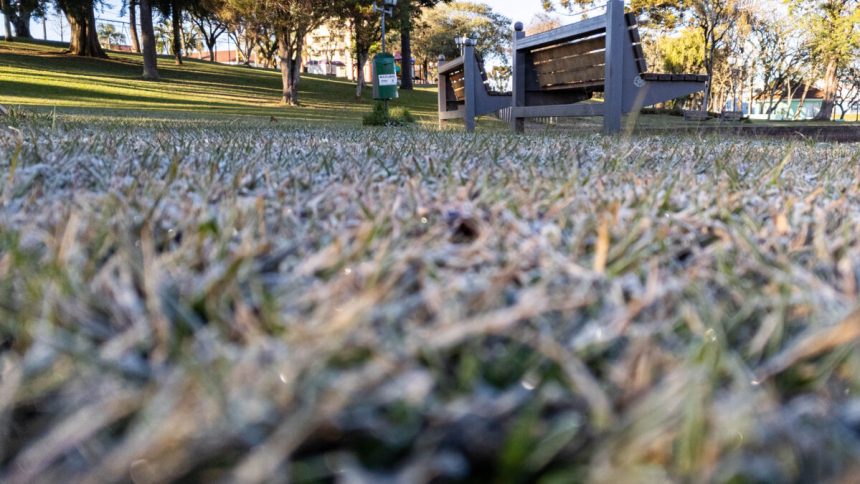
[603,0,624,134]
[511,23,526,134]
[463,44,478,133]
[511,115,524,133]
[437,57,448,131]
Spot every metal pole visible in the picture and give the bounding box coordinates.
[379,3,388,116]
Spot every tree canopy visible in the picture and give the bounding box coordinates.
[785,0,860,119]
[412,1,511,66]
[222,0,333,104]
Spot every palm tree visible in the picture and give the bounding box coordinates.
[97,23,125,50]
[121,0,141,52]
[155,19,171,55]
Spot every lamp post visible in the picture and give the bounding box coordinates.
[372,0,398,117]
[373,0,397,54]
[731,67,740,112]
[454,35,477,56]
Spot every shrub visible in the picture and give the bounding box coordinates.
[362,102,417,127]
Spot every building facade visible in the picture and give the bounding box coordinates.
[303,23,371,82]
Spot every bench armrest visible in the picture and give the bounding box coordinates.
[438,57,466,75]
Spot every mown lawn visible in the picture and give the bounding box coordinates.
[3,40,858,134]
[1,113,860,482]
[0,40,439,124]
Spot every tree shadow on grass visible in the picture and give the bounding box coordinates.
[0,79,265,112]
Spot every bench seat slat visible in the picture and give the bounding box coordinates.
[530,80,604,92]
[449,70,466,101]
[533,50,605,76]
[531,37,606,65]
[538,65,605,88]
[641,73,708,83]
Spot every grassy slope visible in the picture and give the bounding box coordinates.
[2,40,856,131]
[0,40,439,124]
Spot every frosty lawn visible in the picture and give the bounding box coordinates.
[1,118,860,482]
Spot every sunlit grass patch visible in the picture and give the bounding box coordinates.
[0,40,439,125]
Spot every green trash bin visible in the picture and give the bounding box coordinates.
[372,53,398,101]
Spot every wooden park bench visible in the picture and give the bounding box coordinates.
[720,110,744,122]
[511,0,709,134]
[437,39,512,132]
[684,110,710,122]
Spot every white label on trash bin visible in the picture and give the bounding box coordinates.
[378,74,398,86]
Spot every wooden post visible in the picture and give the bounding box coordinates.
[463,40,478,133]
[511,22,526,133]
[603,0,624,134]
[438,55,447,129]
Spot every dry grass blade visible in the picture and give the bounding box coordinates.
[757,307,860,381]
[6,394,142,484]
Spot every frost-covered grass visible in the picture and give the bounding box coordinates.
[1,116,860,483]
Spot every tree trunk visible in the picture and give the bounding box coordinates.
[207,39,215,62]
[11,10,31,38]
[399,0,413,90]
[278,28,304,106]
[292,34,303,100]
[703,46,716,111]
[63,1,107,58]
[171,0,182,65]
[181,23,189,57]
[139,0,159,80]
[129,0,141,53]
[232,32,253,66]
[1,0,13,41]
[353,14,367,99]
[355,50,368,99]
[814,59,837,121]
[793,82,811,120]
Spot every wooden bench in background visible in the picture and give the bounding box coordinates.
[720,110,744,123]
[511,0,709,134]
[437,40,512,132]
[684,110,710,122]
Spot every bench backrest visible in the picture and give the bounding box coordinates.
[511,0,708,134]
[448,68,466,102]
[518,12,646,91]
[442,58,493,103]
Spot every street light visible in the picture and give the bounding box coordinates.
[371,0,399,115]
[454,35,476,56]
[373,0,398,54]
